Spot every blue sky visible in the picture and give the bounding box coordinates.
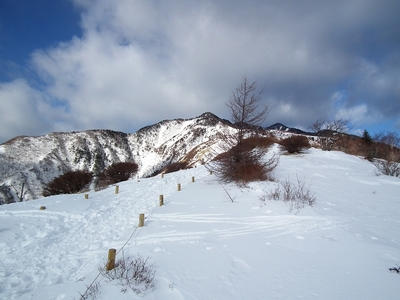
[0,0,81,81]
[0,0,399,143]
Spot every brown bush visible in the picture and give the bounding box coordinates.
[334,135,365,156]
[241,136,278,151]
[234,160,272,183]
[211,147,278,186]
[371,143,400,162]
[213,136,276,162]
[163,161,189,174]
[279,135,310,154]
[98,162,138,185]
[43,170,93,196]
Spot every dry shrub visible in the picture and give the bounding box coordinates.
[372,142,400,162]
[95,162,138,190]
[370,132,400,177]
[99,253,156,295]
[241,136,278,151]
[79,282,101,300]
[373,152,400,177]
[43,170,93,196]
[211,147,278,186]
[234,160,270,183]
[262,175,316,213]
[335,135,376,160]
[163,161,189,174]
[279,135,310,154]
[213,136,276,161]
[335,135,361,155]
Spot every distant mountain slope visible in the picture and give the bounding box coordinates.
[266,123,314,135]
[0,112,235,203]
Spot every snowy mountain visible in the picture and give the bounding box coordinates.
[0,110,332,204]
[266,123,313,135]
[0,148,399,299]
[0,112,236,203]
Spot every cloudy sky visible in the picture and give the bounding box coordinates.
[1,0,399,143]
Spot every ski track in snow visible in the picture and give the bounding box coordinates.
[140,214,334,242]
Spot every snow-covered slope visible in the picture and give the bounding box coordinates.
[0,129,134,202]
[0,112,234,203]
[0,148,399,299]
[128,112,235,177]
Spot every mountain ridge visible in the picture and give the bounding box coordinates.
[0,112,310,204]
[266,123,314,135]
[0,112,238,203]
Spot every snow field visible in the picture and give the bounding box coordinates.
[0,148,399,299]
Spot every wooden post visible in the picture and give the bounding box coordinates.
[177,183,181,191]
[106,248,116,271]
[139,213,145,227]
[161,173,164,178]
[84,194,89,199]
[159,195,164,206]
[115,185,119,194]
[210,171,213,175]
[39,206,46,210]
[192,176,195,182]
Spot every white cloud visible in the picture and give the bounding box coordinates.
[0,80,52,142]
[1,0,399,143]
[335,104,369,124]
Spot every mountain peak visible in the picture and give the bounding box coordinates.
[266,123,313,135]
[196,112,232,126]
[266,123,291,131]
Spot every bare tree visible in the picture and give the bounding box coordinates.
[309,117,351,151]
[309,118,326,133]
[374,131,400,151]
[209,76,277,186]
[309,118,350,134]
[227,75,269,148]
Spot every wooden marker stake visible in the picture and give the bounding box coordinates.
[106,248,116,271]
[139,213,145,227]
